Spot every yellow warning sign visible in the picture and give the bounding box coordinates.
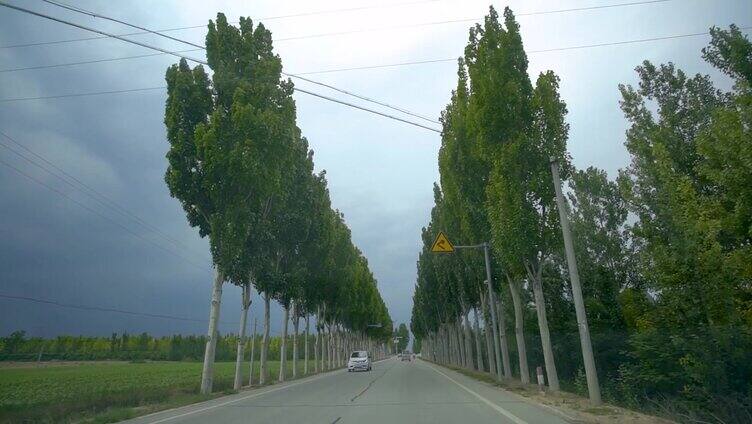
[431,231,454,253]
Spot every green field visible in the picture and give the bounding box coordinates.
[0,360,321,423]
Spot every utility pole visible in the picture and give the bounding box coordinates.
[550,158,601,405]
[448,242,503,381]
[482,243,503,382]
[431,232,505,381]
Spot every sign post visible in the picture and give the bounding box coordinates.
[429,232,503,381]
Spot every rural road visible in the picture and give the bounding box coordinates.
[124,358,570,424]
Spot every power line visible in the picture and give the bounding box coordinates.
[274,0,675,43]
[293,87,440,132]
[296,26,752,74]
[4,19,745,77]
[286,73,438,124]
[0,1,441,133]
[40,0,439,124]
[0,49,202,73]
[0,293,236,324]
[3,24,748,99]
[0,130,207,261]
[0,86,165,102]
[41,0,205,49]
[1,0,673,49]
[0,154,212,274]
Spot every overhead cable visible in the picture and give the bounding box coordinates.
[0,293,236,324]
[40,0,439,124]
[1,0,673,49]
[0,130,207,261]
[0,1,441,132]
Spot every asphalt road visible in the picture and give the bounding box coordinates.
[124,358,570,424]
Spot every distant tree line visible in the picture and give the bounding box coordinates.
[411,6,751,424]
[0,330,317,362]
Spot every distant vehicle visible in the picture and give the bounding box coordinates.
[347,350,372,372]
[400,350,412,361]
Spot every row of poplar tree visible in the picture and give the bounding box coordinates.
[163,14,393,394]
[411,6,751,423]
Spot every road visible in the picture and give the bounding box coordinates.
[124,358,570,424]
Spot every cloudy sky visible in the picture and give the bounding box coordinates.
[0,0,749,338]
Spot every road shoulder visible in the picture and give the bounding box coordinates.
[420,359,675,424]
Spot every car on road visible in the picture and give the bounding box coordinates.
[347,350,371,372]
[400,350,412,361]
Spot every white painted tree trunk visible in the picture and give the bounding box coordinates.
[249,317,257,385]
[304,314,310,375]
[508,276,530,383]
[473,307,485,372]
[496,298,512,379]
[455,320,465,367]
[528,264,559,391]
[200,269,223,395]
[327,325,332,370]
[335,326,341,367]
[279,303,290,382]
[321,324,326,371]
[259,293,271,385]
[314,308,320,373]
[233,284,250,390]
[292,306,300,379]
[462,310,475,370]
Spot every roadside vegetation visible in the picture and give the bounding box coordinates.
[410,6,752,424]
[161,12,393,395]
[0,360,318,423]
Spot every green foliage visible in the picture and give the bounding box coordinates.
[412,14,752,423]
[163,14,392,340]
[395,324,410,352]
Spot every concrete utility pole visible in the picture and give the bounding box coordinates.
[482,243,503,382]
[550,158,601,405]
[442,241,504,382]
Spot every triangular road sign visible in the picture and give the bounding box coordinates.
[431,231,454,253]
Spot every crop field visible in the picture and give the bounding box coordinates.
[0,360,319,423]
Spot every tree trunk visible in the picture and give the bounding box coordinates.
[304,314,310,375]
[259,293,271,385]
[292,306,300,379]
[233,284,250,390]
[249,317,257,385]
[528,264,559,391]
[200,269,223,395]
[496,297,512,379]
[315,308,320,373]
[456,320,465,367]
[473,307,485,372]
[508,275,530,383]
[327,324,332,370]
[336,326,342,367]
[463,310,475,370]
[279,303,290,382]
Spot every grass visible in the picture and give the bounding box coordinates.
[0,359,321,423]
[426,359,673,424]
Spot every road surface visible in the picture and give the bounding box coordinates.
[124,358,570,424]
